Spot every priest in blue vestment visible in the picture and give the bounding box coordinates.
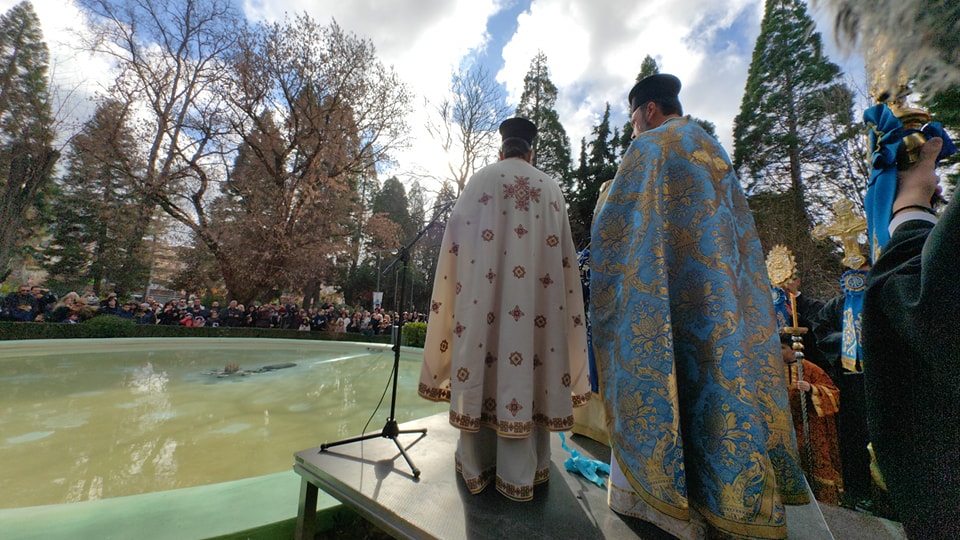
[590,74,808,539]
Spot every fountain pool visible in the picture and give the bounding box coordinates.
[0,337,445,510]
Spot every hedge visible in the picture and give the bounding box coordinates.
[0,317,398,345]
[399,322,426,348]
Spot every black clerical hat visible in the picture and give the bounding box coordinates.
[498,117,537,148]
[629,73,682,112]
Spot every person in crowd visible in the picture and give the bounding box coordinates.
[158,301,180,325]
[82,289,99,306]
[223,300,243,327]
[297,309,310,331]
[99,295,123,317]
[245,304,258,327]
[270,306,284,328]
[350,311,363,333]
[117,301,137,320]
[377,313,391,335]
[311,307,329,331]
[179,310,196,326]
[137,303,157,325]
[370,309,383,334]
[206,309,222,327]
[590,74,807,538]
[5,284,39,322]
[418,117,590,501]
[186,297,207,318]
[334,311,349,333]
[780,334,843,505]
[48,292,80,323]
[99,292,117,308]
[30,285,57,318]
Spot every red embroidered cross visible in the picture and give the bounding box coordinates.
[503,176,541,211]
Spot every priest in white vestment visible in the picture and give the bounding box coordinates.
[418,117,591,501]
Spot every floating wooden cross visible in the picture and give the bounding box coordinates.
[812,199,868,270]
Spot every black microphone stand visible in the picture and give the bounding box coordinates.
[319,201,454,478]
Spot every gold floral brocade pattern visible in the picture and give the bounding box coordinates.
[591,117,807,539]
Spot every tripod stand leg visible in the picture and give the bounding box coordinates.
[319,431,382,451]
[392,435,422,478]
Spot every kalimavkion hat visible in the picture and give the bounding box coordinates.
[498,117,537,148]
[629,73,681,112]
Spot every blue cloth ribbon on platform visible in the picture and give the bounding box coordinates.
[559,432,609,487]
[864,104,958,261]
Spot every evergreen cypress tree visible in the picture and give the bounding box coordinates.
[620,55,718,153]
[42,100,152,295]
[733,0,857,226]
[515,51,573,196]
[620,55,662,151]
[0,1,59,281]
[733,0,858,294]
[568,105,619,247]
[372,176,414,240]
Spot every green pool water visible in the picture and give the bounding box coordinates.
[0,338,444,510]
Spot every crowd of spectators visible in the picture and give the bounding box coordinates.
[1,283,428,335]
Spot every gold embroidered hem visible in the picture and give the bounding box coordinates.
[592,116,806,539]
[420,157,590,502]
[455,426,552,501]
[571,391,610,445]
[609,452,707,540]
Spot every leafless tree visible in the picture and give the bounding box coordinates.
[75,1,410,303]
[425,65,509,195]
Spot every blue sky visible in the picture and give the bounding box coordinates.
[16,0,866,196]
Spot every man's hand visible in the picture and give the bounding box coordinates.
[784,277,801,296]
[797,380,812,392]
[894,137,943,212]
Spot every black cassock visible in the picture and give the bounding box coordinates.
[863,198,960,540]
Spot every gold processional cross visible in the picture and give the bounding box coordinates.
[812,199,868,270]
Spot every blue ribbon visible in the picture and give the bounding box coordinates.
[840,270,867,371]
[864,104,957,261]
[559,432,610,487]
[771,286,790,330]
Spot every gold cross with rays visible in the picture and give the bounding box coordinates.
[812,199,868,270]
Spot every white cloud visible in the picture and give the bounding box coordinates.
[243,0,502,195]
[2,0,115,147]
[499,0,764,159]
[9,0,866,196]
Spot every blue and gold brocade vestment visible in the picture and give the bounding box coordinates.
[590,117,808,539]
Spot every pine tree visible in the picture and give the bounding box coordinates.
[733,0,860,294]
[41,100,153,295]
[0,1,58,281]
[372,177,414,241]
[568,105,619,247]
[621,55,718,153]
[515,51,573,195]
[620,55,662,150]
[734,0,857,225]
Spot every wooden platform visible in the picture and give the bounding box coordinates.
[292,413,857,540]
